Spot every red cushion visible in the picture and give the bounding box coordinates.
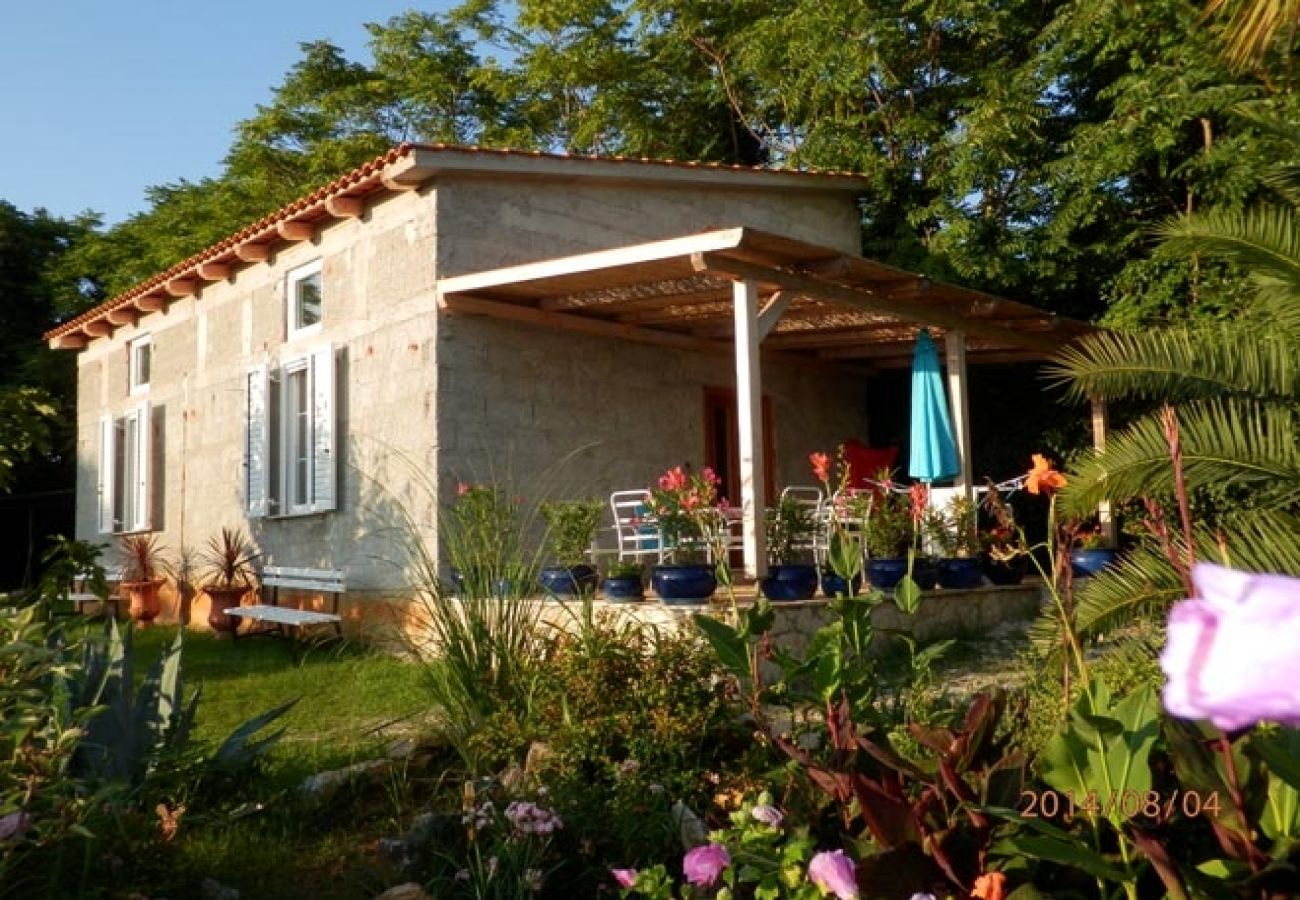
[842,441,899,489]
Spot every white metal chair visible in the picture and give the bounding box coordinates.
[609,490,666,563]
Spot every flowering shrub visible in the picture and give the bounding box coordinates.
[644,466,726,563]
[436,789,565,897]
[612,794,858,899]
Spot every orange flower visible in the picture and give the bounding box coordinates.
[972,871,1006,900]
[1026,454,1067,496]
[810,452,832,484]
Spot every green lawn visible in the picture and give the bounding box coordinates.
[123,626,436,899]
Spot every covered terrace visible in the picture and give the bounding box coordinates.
[435,226,1101,578]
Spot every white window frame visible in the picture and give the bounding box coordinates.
[245,346,336,519]
[128,334,152,395]
[97,402,152,534]
[286,259,324,340]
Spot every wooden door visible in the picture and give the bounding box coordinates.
[702,386,775,505]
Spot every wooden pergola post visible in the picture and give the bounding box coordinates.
[945,331,974,501]
[1090,395,1117,547]
[733,278,768,579]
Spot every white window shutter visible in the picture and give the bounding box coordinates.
[309,346,336,512]
[131,402,152,532]
[245,365,270,517]
[98,415,115,534]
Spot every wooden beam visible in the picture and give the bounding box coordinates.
[616,303,731,327]
[196,261,231,281]
[732,279,767,579]
[945,332,974,500]
[756,291,793,340]
[692,252,1065,355]
[83,321,112,338]
[540,283,727,313]
[50,333,87,350]
[1091,395,1117,547]
[276,220,315,242]
[440,292,731,355]
[136,295,168,312]
[165,277,197,298]
[761,322,910,347]
[325,195,365,218]
[234,242,271,263]
[106,307,138,327]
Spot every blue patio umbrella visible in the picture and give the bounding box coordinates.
[907,329,960,483]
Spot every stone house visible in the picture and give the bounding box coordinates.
[46,145,1092,627]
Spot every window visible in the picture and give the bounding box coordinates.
[128,335,152,394]
[98,403,151,534]
[287,260,323,338]
[245,346,336,518]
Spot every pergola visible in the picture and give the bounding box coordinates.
[436,226,1101,578]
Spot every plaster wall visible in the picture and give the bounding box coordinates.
[73,187,441,615]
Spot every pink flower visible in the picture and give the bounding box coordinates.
[751,804,783,827]
[808,849,858,899]
[683,843,730,887]
[1161,563,1300,730]
[611,868,638,889]
[659,467,689,491]
[457,482,472,496]
[701,467,721,486]
[0,812,29,843]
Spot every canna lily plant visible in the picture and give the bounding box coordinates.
[643,465,726,564]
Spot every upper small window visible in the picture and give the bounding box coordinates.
[287,260,323,338]
[128,335,152,394]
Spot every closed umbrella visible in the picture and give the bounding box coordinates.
[907,329,960,483]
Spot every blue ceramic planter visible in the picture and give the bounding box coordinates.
[449,569,515,597]
[760,564,820,602]
[538,564,598,597]
[1071,548,1118,577]
[981,553,1028,586]
[602,575,645,602]
[652,564,717,605]
[820,569,864,598]
[911,557,939,590]
[867,557,909,590]
[937,557,984,589]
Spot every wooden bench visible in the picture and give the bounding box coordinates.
[228,566,346,641]
[65,566,124,617]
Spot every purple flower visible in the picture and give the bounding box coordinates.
[611,868,638,889]
[0,812,29,843]
[910,894,938,900]
[808,849,858,899]
[751,804,784,827]
[1161,563,1300,730]
[683,843,730,887]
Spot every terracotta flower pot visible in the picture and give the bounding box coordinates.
[123,579,165,626]
[204,584,249,637]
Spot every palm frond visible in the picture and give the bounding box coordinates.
[1208,509,1300,574]
[1047,326,1299,406]
[1061,398,1300,515]
[1204,0,1300,71]
[1155,206,1300,303]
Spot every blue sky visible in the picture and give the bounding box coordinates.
[1,2,453,225]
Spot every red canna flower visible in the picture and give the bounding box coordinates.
[1026,454,1067,496]
[809,452,832,484]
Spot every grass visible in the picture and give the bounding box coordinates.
[121,626,437,899]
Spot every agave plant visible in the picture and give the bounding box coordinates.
[198,527,261,590]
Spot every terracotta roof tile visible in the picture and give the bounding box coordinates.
[46,143,864,343]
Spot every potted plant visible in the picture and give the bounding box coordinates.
[118,533,171,626]
[760,494,820,601]
[538,499,604,597]
[644,465,724,604]
[809,450,864,597]
[199,527,261,637]
[863,486,914,590]
[603,558,645,602]
[924,495,984,589]
[1070,526,1118,577]
[445,482,528,598]
[979,484,1029,585]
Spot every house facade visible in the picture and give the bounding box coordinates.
[49,146,875,625]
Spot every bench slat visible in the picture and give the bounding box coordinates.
[261,566,346,593]
[226,605,341,627]
[262,577,346,593]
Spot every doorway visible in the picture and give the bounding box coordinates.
[702,386,775,505]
